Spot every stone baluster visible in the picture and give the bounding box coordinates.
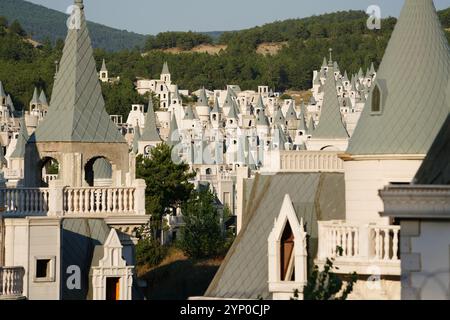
[393,228,399,261]
[383,228,390,260]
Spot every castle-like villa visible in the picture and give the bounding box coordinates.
[1,0,450,300]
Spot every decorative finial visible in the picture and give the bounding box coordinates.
[75,0,84,9]
[328,48,333,66]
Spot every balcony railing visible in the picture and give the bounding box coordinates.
[317,221,400,276]
[280,151,344,172]
[0,180,146,217]
[0,188,50,215]
[64,187,136,214]
[0,267,25,300]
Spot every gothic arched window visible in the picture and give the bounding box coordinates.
[372,85,381,113]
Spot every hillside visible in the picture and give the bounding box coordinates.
[0,0,146,51]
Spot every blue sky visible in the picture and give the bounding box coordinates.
[27,0,450,35]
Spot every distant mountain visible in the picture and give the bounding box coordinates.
[0,0,147,51]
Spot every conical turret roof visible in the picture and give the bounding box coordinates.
[167,114,180,147]
[30,87,40,105]
[162,61,170,75]
[348,0,450,155]
[141,100,161,142]
[11,116,29,158]
[39,90,48,106]
[313,65,349,139]
[0,81,6,98]
[100,59,107,72]
[31,0,125,144]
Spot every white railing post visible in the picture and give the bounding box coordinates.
[358,224,370,260]
[133,179,146,215]
[48,180,65,217]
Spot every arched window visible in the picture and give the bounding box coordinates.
[372,85,381,113]
[280,222,295,281]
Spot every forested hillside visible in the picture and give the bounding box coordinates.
[1,7,449,119]
[0,0,146,51]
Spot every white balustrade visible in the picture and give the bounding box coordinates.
[0,188,50,215]
[43,174,58,185]
[318,221,400,265]
[0,267,25,298]
[64,187,136,214]
[279,151,344,172]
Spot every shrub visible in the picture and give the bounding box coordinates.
[135,237,168,268]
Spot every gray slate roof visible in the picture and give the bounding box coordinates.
[10,117,29,158]
[211,97,221,113]
[161,61,170,74]
[206,173,345,299]
[273,108,285,125]
[92,158,112,179]
[31,3,125,144]
[30,88,39,105]
[132,126,141,154]
[0,81,6,98]
[347,0,450,155]
[414,114,450,185]
[313,65,349,139]
[39,90,48,106]
[100,59,107,72]
[167,114,180,146]
[141,100,161,142]
[227,100,239,119]
[61,218,110,300]
[197,87,209,107]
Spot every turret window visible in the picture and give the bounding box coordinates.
[371,85,381,113]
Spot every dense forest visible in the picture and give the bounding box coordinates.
[0,0,146,51]
[1,7,449,119]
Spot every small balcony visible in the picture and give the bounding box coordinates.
[316,220,400,276]
[0,180,147,219]
[0,267,25,300]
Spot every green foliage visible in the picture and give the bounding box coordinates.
[136,143,196,220]
[279,93,293,100]
[178,188,226,259]
[145,31,213,51]
[0,16,8,29]
[0,0,146,51]
[101,78,146,118]
[9,20,26,37]
[296,247,357,300]
[135,237,168,267]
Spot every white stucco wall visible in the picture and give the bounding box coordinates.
[344,159,422,224]
[409,221,450,300]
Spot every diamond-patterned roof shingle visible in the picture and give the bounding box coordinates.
[347,0,450,155]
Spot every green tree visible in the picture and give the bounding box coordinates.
[135,237,168,267]
[0,16,8,29]
[178,188,225,259]
[9,20,26,37]
[136,144,196,237]
[295,247,357,300]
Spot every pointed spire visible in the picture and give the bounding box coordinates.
[6,95,15,114]
[172,85,182,102]
[273,107,285,125]
[30,87,40,105]
[307,117,315,135]
[256,94,265,110]
[167,114,180,147]
[357,67,364,79]
[369,62,376,76]
[39,90,48,106]
[322,57,328,68]
[343,71,349,82]
[313,65,349,139]
[196,87,208,107]
[227,100,239,119]
[132,126,141,154]
[285,101,297,121]
[162,61,170,75]
[272,125,286,150]
[256,112,269,127]
[100,58,107,72]
[32,0,124,143]
[211,96,221,113]
[223,89,234,109]
[141,99,161,142]
[349,0,450,155]
[313,73,321,85]
[11,116,29,158]
[183,104,196,120]
[0,81,6,99]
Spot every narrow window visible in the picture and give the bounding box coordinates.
[372,85,381,113]
[280,222,295,281]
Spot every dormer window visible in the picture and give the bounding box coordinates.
[371,85,381,113]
